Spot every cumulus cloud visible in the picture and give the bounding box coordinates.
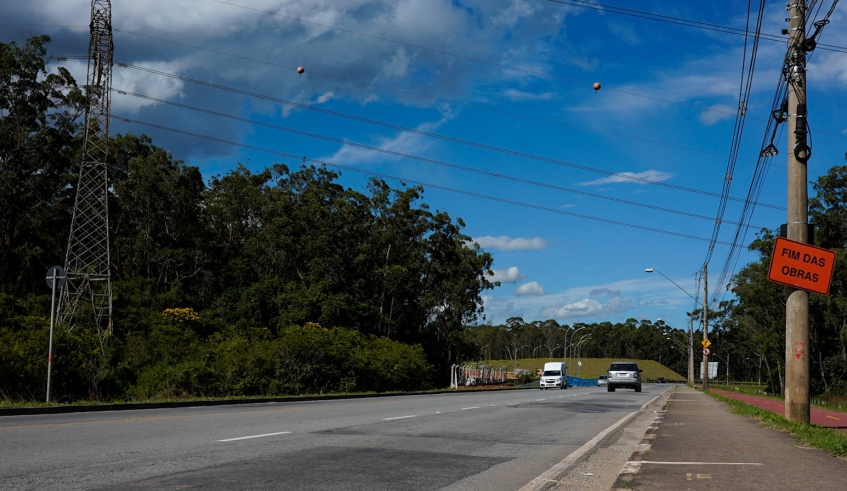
[490,267,523,283]
[473,235,548,251]
[516,281,545,296]
[541,296,634,320]
[579,170,673,186]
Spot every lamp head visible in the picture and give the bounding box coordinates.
[645,268,654,273]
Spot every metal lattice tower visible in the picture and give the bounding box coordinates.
[59,0,114,338]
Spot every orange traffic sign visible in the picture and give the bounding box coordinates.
[701,339,711,348]
[768,236,836,295]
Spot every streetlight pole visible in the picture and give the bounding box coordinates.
[645,268,696,387]
[565,325,588,373]
[575,335,591,378]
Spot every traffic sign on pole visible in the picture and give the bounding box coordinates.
[703,348,711,356]
[701,338,711,348]
[768,236,836,295]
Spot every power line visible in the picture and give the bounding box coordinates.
[114,62,788,211]
[203,0,847,112]
[114,88,768,230]
[547,0,847,54]
[112,114,737,247]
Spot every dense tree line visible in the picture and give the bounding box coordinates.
[0,36,494,401]
[465,317,689,377]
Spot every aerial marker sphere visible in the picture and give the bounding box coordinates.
[593,82,601,91]
[297,67,305,74]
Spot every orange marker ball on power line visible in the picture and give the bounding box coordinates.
[593,82,601,91]
[297,67,305,74]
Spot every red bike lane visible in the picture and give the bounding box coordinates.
[711,389,847,433]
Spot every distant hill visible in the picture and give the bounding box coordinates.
[487,357,685,381]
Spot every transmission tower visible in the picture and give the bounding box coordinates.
[59,0,114,339]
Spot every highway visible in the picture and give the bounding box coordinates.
[0,385,669,490]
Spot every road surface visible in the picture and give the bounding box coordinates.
[1,385,667,490]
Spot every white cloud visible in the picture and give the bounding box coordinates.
[608,20,640,45]
[490,267,522,283]
[698,104,735,125]
[315,91,335,104]
[473,235,548,251]
[579,170,672,186]
[516,281,545,296]
[323,109,454,165]
[541,296,634,319]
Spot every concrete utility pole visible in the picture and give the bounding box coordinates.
[785,0,810,424]
[701,265,709,391]
[688,315,695,387]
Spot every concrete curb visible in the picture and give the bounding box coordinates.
[0,386,533,417]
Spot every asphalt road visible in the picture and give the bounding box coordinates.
[0,385,667,490]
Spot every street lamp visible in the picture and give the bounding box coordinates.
[565,325,588,370]
[711,352,731,385]
[575,334,592,378]
[646,268,697,387]
[663,327,691,383]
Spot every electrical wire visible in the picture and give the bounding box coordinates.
[113,88,768,230]
[114,62,788,211]
[112,114,737,247]
[547,0,847,54]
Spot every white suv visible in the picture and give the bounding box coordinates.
[607,361,642,392]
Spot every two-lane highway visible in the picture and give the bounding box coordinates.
[0,385,669,490]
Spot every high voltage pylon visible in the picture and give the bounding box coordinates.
[59,0,114,341]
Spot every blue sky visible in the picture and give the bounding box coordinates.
[4,0,847,329]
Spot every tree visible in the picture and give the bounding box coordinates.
[0,35,84,294]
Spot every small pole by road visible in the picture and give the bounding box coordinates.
[45,266,66,403]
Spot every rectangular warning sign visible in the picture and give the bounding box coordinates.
[768,236,837,295]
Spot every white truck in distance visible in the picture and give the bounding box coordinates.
[539,362,567,390]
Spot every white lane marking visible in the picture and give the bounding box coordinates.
[435,411,442,414]
[537,399,546,401]
[461,406,480,410]
[637,461,763,465]
[383,415,417,420]
[217,431,291,442]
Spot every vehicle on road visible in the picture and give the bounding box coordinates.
[597,375,608,386]
[539,362,567,390]
[606,361,642,392]
[656,377,666,383]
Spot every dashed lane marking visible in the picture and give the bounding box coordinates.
[461,407,480,410]
[637,461,763,465]
[217,431,290,442]
[383,415,417,420]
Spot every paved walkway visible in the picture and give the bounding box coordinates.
[711,388,847,432]
[614,385,847,490]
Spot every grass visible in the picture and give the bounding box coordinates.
[705,390,847,457]
[484,357,685,381]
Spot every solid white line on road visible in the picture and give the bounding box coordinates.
[217,431,291,442]
[537,399,546,401]
[461,407,480,410]
[383,415,417,420]
[637,461,763,465]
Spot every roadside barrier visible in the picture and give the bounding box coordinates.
[567,376,598,387]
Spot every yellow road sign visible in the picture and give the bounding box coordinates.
[701,339,711,348]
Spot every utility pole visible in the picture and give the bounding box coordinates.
[701,265,709,391]
[785,0,810,424]
[688,314,695,387]
[59,0,114,343]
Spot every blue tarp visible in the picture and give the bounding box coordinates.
[567,376,598,387]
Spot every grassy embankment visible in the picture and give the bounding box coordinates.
[484,357,684,381]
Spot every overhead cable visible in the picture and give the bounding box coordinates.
[112,114,737,247]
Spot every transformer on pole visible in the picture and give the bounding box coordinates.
[59,0,114,341]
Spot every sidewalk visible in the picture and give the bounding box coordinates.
[711,388,847,432]
[614,385,847,490]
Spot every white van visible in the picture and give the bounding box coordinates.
[539,362,567,390]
